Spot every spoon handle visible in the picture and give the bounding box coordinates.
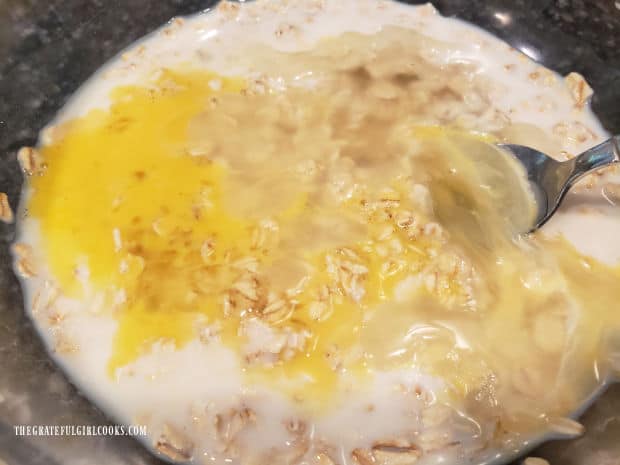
[568,135,620,186]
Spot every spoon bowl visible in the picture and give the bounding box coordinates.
[499,136,620,232]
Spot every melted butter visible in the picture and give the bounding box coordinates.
[25,28,620,428]
[29,69,251,370]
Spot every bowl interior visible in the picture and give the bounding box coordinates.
[1,1,619,464]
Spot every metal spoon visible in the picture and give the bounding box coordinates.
[500,136,620,232]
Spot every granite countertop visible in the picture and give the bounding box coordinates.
[0,2,619,465]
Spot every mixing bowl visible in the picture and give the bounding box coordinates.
[1,1,619,464]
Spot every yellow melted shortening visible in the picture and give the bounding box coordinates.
[26,28,620,429]
[30,70,248,366]
[29,69,386,403]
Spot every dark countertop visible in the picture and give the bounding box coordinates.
[1,2,619,465]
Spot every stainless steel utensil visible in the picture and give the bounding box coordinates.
[500,136,620,231]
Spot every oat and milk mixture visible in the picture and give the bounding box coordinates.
[12,1,620,465]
